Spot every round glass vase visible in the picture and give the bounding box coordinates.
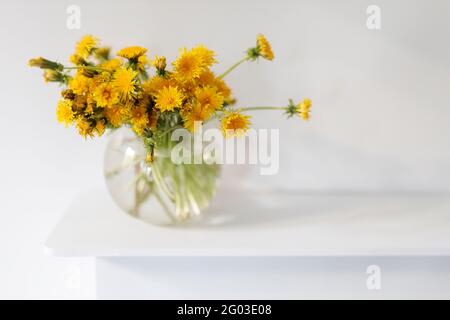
[104,128,221,226]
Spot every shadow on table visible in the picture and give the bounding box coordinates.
[178,187,363,230]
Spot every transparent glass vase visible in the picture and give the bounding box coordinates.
[104,128,221,226]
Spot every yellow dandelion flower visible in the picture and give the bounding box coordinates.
[69,72,91,95]
[196,70,233,102]
[213,77,233,102]
[154,86,183,112]
[173,48,204,82]
[197,69,216,86]
[113,68,137,100]
[176,79,197,97]
[142,76,174,95]
[117,46,148,60]
[195,86,224,112]
[191,45,217,67]
[183,102,216,132]
[300,112,310,120]
[75,35,98,59]
[297,98,312,120]
[302,98,312,109]
[76,118,94,138]
[105,105,124,127]
[221,110,251,137]
[56,99,74,127]
[93,83,119,108]
[131,105,149,136]
[256,34,274,61]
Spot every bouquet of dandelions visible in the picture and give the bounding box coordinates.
[29,34,312,225]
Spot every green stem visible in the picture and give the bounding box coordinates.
[218,56,250,79]
[152,160,175,201]
[159,125,182,137]
[175,166,189,220]
[153,188,177,224]
[105,155,145,178]
[63,66,111,72]
[133,163,140,216]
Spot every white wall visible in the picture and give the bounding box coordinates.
[0,0,449,299]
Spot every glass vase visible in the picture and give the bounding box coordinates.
[104,128,221,226]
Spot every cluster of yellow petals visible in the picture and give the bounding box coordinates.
[256,34,274,61]
[221,110,251,137]
[68,72,91,95]
[74,35,98,59]
[154,86,184,112]
[33,34,307,143]
[104,105,124,127]
[56,99,74,127]
[93,83,119,107]
[172,47,206,83]
[297,98,312,120]
[113,68,137,100]
[117,46,147,60]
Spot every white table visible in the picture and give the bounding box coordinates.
[45,187,450,299]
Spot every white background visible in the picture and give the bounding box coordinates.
[0,0,449,298]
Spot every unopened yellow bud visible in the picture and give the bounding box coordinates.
[28,57,64,71]
[43,70,66,83]
[94,47,111,60]
[152,55,167,72]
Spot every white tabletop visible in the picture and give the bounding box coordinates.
[45,186,450,257]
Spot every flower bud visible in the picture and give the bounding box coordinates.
[61,89,76,100]
[152,55,167,74]
[95,47,111,61]
[44,70,66,83]
[28,57,64,71]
